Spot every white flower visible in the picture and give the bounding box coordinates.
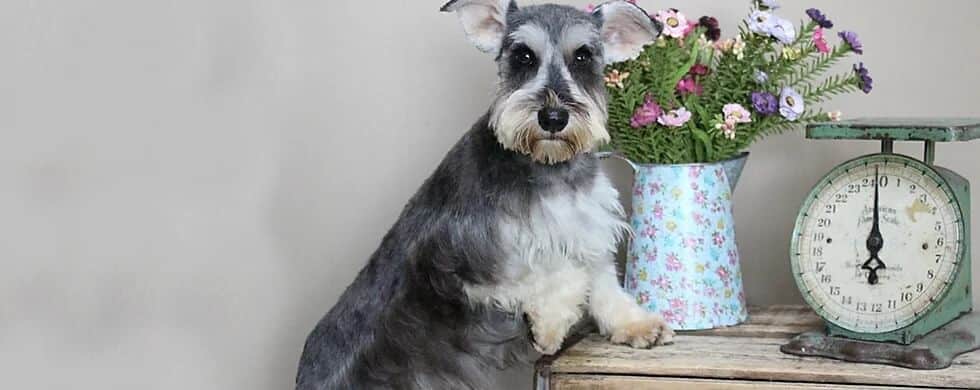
[769,16,797,44]
[715,118,738,140]
[657,108,693,128]
[828,111,843,122]
[747,10,774,36]
[760,0,780,10]
[779,87,805,121]
[732,36,746,60]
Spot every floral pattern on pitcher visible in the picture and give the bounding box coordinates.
[625,163,748,330]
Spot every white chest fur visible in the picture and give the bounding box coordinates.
[499,172,628,273]
[464,171,629,311]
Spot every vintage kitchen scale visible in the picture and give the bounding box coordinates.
[781,118,980,369]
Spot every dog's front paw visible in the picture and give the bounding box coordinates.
[529,319,568,355]
[526,309,580,355]
[608,311,674,349]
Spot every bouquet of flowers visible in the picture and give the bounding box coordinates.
[602,0,872,164]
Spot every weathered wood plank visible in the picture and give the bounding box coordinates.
[807,118,980,142]
[683,305,823,339]
[549,334,980,389]
[552,375,915,390]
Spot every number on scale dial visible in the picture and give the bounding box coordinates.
[792,155,963,333]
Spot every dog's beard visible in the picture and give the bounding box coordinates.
[490,89,608,165]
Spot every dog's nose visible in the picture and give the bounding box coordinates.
[537,108,570,133]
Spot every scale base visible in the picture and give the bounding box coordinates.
[780,311,980,370]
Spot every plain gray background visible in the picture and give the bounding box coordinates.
[3,0,979,389]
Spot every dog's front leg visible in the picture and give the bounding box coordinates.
[588,260,674,348]
[522,265,589,355]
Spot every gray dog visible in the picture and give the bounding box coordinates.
[296,1,672,389]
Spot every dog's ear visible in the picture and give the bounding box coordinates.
[593,1,662,64]
[440,0,517,54]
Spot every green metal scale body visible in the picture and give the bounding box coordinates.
[791,119,979,345]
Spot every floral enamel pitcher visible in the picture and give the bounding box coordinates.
[601,152,750,330]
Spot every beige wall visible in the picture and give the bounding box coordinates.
[2,0,978,389]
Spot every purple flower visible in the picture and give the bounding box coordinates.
[854,63,873,94]
[839,31,864,54]
[630,95,663,128]
[751,92,778,116]
[806,8,834,29]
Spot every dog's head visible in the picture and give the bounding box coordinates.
[442,0,661,164]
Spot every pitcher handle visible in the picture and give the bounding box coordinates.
[594,151,638,172]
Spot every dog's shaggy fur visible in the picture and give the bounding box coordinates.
[296,2,670,389]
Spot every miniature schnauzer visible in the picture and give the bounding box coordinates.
[296,1,670,389]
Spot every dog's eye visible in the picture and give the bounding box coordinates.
[573,47,593,65]
[511,45,536,68]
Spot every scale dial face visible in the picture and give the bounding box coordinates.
[791,154,965,334]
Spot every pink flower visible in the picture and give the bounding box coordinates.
[670,298,686,311]
[692,212,706,226]
[716,266,731,281]
[689,166,704,179]
[712,231,726,246]
[647,182,663,195]
[653,203,664,219]
[642,225,659,239]
[666,253,683,271]
[723,103,752,123]
[696,302,708,316]
[684,237,703,251]
[813,27,830,54]
[694,191,708,206]
[655,9,690,38]
[630,95,663,128]
[689,63,710,76]
[651,275,670,290]
[704,286,718,297]
[636,291,650,305]
[681,19,698,38]
[676,77,704,96]
[644,246,659,263]
[658,107,692,127]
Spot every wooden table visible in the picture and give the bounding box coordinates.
[534,306,980,389]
